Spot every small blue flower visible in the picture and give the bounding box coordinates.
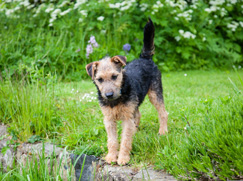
[123,43,131,52]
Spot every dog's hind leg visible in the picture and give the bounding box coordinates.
[134,108,141,128]
[148,77,168,135]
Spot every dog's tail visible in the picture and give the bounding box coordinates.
[140,18,155,59]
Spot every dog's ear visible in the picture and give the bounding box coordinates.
[85,62,99,79]
[111,55,127,66]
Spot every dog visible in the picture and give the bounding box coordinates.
[85,18,168,165]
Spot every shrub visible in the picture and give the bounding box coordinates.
[0,0,242,80]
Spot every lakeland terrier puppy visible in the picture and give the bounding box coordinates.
[85,18,168,165]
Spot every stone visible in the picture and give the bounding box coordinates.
[0,124,8,137]
[95,163,177,181]
[133,167,176,181]
[0,124,14,172]
[96,164,138,181]
[16,142,75,180]
[70,153,98,181]
[0,140,14,172]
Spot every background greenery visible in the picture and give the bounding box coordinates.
[0,0,243,180]
[0,0,243,81]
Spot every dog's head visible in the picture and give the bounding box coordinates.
[86,56,126,100]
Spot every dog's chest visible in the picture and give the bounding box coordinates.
[100,102,137,121]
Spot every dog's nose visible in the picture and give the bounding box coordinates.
[105,92,114,99]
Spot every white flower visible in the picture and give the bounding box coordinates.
[74,0,87,9]
[239,22,243,28]
[227,21,239,32]
[58,1,69,8]
[184,31,196,39]
[52,9,61,16]
[80,10,87,17]
[177,10,192,21]
[205,6,218,13]
[20,0,30,7]
[45,7,54,13]
[203,37,206,41]
[97,16,104,21]
[179,29,184,34]
[81,92,97,102]
[79,18,83,22]
[101,30,106,34]
[220,8,227,17]
[209,0,225,6]
[5,9,14,17]
[27,4,34,9]
[49,17,56,23]
[14,6,20,11]
[175,36,181,41]
[109,3,121,9]
[60,9,71,16]
[179,30,196,39]
[121,5,130,11]
[109,1,135,11]
[156,1,164,7]
[140,3,148,11]
[165,0,187,10]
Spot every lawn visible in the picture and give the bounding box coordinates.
[1,69,243,180]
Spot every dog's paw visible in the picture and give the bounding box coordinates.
[117,155,130,165]
[105,153,118,164]
[159,127,168,135]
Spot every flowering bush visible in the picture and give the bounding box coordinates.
[0,0,242,80]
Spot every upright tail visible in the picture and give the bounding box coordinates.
[140,18,155,59]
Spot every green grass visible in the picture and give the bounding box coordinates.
[0,69,243,180]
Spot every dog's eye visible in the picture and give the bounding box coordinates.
[111,75,118,80]
[97,78,103,83]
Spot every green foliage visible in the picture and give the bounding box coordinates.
[0,0,243,80]
[28,135,42,143]
[156,93,243,180]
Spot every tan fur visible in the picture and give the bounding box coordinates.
[118,119,137,164]
[148,90,168,135]
[100,101,138,121]
[134,109,141,128]
[104,119,119,163]
[101,101,138,164]
[94,57,124,100]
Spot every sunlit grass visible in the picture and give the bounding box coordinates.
[0,69,243,180]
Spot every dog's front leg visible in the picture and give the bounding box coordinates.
[117,119,137,165]
[104,118,119,163]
